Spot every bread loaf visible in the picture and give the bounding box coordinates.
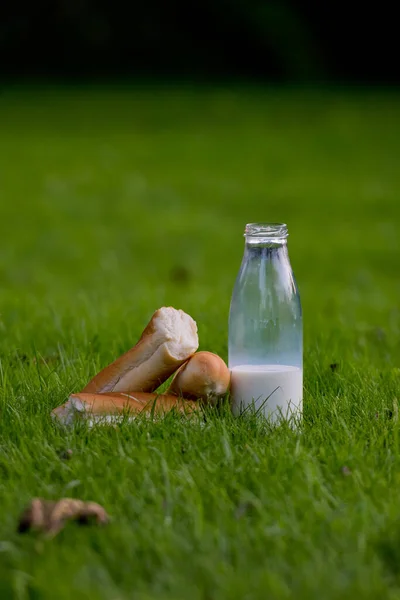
[52,391,200,425]
[169,351,230,403]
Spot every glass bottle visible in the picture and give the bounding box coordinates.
[228,223,302,421]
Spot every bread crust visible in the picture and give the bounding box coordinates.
[82,307,198,394]
[52,391,200,424]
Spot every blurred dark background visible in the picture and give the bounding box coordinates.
[1,0,398,83]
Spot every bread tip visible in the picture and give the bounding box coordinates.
[52,395,87,425]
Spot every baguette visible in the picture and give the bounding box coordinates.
[168,351,231,403]
[82,307,198,394]
[52,391,200,425]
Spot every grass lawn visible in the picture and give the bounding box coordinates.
[1,84,400,599]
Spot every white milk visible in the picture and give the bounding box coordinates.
[230,365,303,421]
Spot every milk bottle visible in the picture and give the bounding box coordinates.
[229,223,302,421]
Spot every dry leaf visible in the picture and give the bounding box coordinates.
[18,498,109,538]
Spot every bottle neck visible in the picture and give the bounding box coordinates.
[243,223,288,256]
[243,239,290,267]
[245,236,288,250]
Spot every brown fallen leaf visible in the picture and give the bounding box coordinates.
[18,498,109,538]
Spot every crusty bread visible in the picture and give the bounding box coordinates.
[52,391,200,425]
[168,351,231,403]
[82,307,198,394]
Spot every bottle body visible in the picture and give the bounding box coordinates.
[228,224,302,420]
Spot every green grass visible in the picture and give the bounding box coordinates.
[1,84,400,599]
